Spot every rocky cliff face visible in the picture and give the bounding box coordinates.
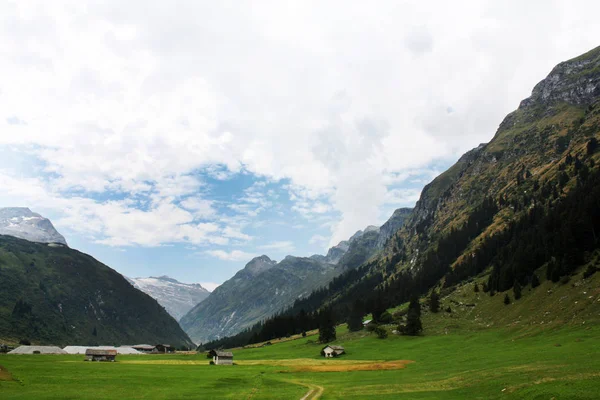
[388,45,600,276]
[127,276,210,321]
[376,208,412,249]
[0,207,67,245]
[522,48,600,108]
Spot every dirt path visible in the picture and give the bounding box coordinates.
[284,380,324,400]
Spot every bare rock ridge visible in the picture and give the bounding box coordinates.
[0,207,67,245]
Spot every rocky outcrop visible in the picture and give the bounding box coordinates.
[376,208,412,249]
[521,46,600,108]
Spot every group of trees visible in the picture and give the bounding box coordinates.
[450,155,600,295]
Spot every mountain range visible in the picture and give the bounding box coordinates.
[180,207,412,343]
[127,276,210,321]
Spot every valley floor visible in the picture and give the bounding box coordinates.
[2,269,599,399]
[1,324,599,399]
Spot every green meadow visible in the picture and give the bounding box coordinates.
[2,270,599,399]
[1,325,599,399]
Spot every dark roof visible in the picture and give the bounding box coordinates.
[86,349,117,356]
[132,345,156,350]
[209,350,233,358]
[322,345,345,351]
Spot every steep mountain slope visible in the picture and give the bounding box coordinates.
[0,234,194,347]
[0,208,67,245]
[341,45,600,313]
[180,255,337,343]
[127,276,210,321]
[180,207,412,343]
[203,45,600,349]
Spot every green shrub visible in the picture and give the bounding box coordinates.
[373,326,388,339]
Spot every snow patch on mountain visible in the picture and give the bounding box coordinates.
[128,275,210,321]
[0,207,67,245]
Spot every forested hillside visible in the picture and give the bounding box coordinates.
[0,235,194,348]
[205,45,600,349]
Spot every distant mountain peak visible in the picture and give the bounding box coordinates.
[243,255,276,275]
[129,276,210,321]
[0,207,67,245]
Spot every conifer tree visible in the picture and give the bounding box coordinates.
[318,307,336,343]
[513,281,522,300]
[504,294,511,305]
[402,295,423,336]
[531,273,540,288]
[429,291,440,313]
[347,299,364,332]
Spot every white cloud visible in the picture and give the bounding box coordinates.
[385,189,422,207]
[258,241,295,253]
[1,0,600,250]
[179,197,216,219]
[309,234,329,246]
[205,249,255,262]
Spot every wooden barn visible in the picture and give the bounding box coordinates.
[155,344,175,353]
[208,350,234,365]
[321,345,345,358]
[85,349,117,362]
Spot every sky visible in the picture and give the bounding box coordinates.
[1,1,600,290]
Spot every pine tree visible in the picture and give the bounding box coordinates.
[402,296,423,336]
[504,294,511,305]
[429,291,440,313]
[408,295,421,317]
[318,307,336,343]
[531,273,540,288]
[513,281,522,300]
[587,137,598,155]
[347,299,364,332]
[372,292,386,323]
[474,283,480,293]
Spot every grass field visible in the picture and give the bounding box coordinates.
[1,269,599,399]
[1,324,599,399]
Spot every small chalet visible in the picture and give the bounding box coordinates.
[132,344,157,353]
[155,344,175,353]
[321,345,345,358]
[85,349,117,362]
[208,350,234,365]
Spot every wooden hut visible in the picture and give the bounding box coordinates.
[155,344,175,353]
[208,350,234,365]
[85,349,117,362]
[321,345,345,358]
